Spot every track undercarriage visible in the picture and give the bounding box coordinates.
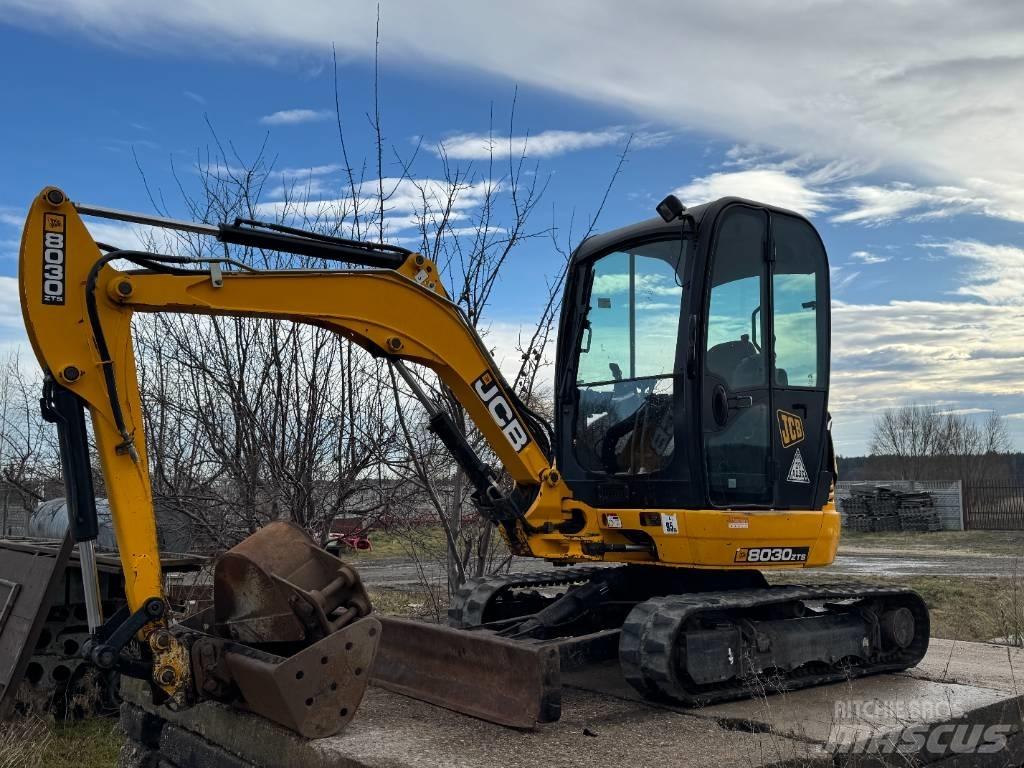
[449,565,930,707]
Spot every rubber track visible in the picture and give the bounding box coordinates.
[447,567,610,628]
[620,583,930,706]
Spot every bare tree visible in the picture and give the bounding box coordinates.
[869,404,1012,482]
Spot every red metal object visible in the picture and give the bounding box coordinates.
[327,516,372,551]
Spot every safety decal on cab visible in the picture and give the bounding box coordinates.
[472,370,531,452]
[41,213,67,306]
[735,546,809,563]
[661,513,679,535]
[787,449,811,484]
[777,409,805,448]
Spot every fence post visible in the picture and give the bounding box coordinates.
[956,480,965,531]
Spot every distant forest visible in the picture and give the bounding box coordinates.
[837,453,1024,483]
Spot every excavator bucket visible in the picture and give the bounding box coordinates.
[212,521,372,645]
[181,522,381,738]
[182,522,562,734]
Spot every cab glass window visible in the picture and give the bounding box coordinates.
[772,215,827,388]
[574,240,685,475]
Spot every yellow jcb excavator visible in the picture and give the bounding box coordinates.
[15,186,928,735]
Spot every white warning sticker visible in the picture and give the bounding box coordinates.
[661,513,679,535]
[787,448,811,484]
[604,514,622,529]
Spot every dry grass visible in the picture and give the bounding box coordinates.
[1,716,121,768]
[840,529,1024,556]
[0,716,50,768]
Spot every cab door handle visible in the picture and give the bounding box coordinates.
[728,395,753,409]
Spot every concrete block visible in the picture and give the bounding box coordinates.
[160,722,255,768]
[121,702,166,748]
[117,738,159,768]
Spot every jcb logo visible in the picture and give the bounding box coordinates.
[41,213,66,306]
[473,371,530,452]
[777,409,805,448]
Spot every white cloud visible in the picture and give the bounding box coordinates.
[78,218,157,251]
[831,181,1021,225]
[434,127,668,160]
[4,2,1022,221]
[828,239,1024,449]
[834,269,861,294]
[850,250,889,265]
[675,158,1022,226]
[0,276,24,339]
[183,90,206,104]
[0,209,22,228]
[922,240,1024,305]
[259,108,332,126]
[675,169,830,216]
[268,163,343,198]
[254,176,496,237]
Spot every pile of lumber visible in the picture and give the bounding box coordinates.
[840,486,942,532]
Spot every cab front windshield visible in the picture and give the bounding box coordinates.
[574,240,685,475]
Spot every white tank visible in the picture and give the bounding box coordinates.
[29,497,119,551]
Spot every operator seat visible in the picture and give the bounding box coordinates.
[706,339,758,385]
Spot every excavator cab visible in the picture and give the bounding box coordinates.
[556,197,832,513]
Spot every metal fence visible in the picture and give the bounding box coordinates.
[962,483,1024,530]
[835,480,964,531]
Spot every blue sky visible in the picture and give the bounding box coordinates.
[2,1,1024,455]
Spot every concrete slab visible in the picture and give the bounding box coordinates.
[909,639,1024,695]
[122,678,826,768]
[564,641,1024,765]
[121,639,1024,768]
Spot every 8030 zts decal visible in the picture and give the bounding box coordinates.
[735,546,809,563]
[41,212,66,305]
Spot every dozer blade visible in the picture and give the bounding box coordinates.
[371,616,561,729]
[181,521,381,738]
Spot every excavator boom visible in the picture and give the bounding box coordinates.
[18,186,573,728]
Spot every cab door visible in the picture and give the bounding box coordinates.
[702,206,772,506]
[701,205,831,510]
[769,213,830,509]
